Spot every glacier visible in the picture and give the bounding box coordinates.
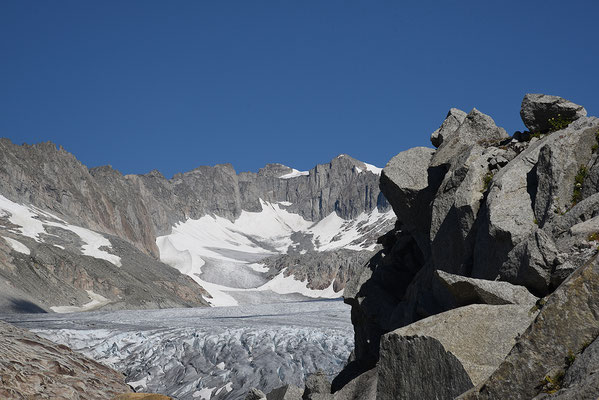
[4,299,353,400]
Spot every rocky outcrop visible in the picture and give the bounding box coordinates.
[336,94,599,399]
[263,250,375,292]
[377,335,473,400]
[520,94,587,133]
[0,320,131,399]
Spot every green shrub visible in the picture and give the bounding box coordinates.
[548,114,573,132]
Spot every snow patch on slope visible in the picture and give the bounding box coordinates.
[279,169,309,179]
[50,290,111,313]
[0,195,121,267]
[363,162,382,175]
[255,269,338,298]
[2,236,30,255]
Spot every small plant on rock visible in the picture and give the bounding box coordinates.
[571,165,588,205]
[541,371,565,394]
[588,232,599,242]
[565,350,576,368]
[548,114,573,132]
[482,172,494,192]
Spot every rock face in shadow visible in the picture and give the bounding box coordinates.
[335,94,599,399]
[377,335,473,400]
[0,320,131,399]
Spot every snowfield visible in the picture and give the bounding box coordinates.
[4,300,353,400]
[157,199,394,306]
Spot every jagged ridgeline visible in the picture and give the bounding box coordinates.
[0,142,392,312]
[302,93,599,400]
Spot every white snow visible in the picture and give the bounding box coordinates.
[126,376,148,390]
[51,290,111,313]
[52,223,121,267]
[254,268,340,298]
[193,387,215,399]
[308,208,395,251]
[279,169,309,179]
[0,195,121,267]
[216,362,226,370]
[248,263,269,273]
[157,198,395,305]
[278,201,293,206]
[363,162,383,175]
[2,236,30,255]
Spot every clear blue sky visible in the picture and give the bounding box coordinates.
[1,1,598,178]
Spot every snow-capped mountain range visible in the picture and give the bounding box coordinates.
[0,139,393,312]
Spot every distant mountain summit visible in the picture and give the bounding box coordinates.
[0,139,393,311]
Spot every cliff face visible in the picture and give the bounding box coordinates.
[336,94,599,399]
[0,140,387,256]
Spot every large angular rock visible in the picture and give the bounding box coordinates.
[380,147,435,253]
[331,368,377,400]
[246,388,268,400]
[434,270,538,307]
[303,370,332,400]
[394,303,536,386]
[377,335,473,400]
[430,108,467,148]
[267,384,304,400]
[461,255,599,399]
[520,94,587,133]
[500,229,561,296]
[533,118,599,226]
